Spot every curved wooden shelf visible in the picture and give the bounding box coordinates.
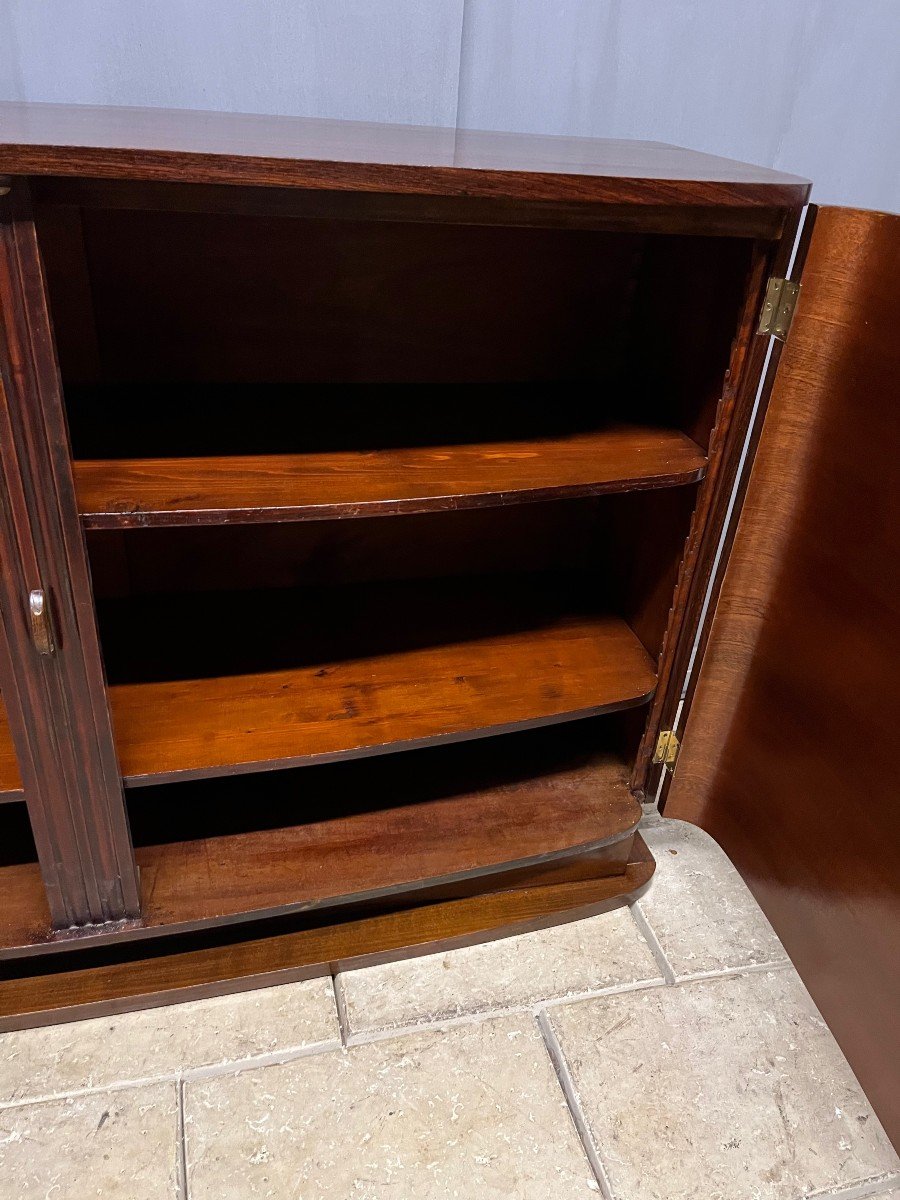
[0,732,640,956]
[132,747,638,933]
[0,835,655,1027]
[1,724,643,960]
[97,578,656,786]
[74,425,705,529]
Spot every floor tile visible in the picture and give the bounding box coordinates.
[637,818,787,978]
[338,905,663,1036]
[547,969,900,1200]
[0,1081,178,1199]
[0,977,339,1106]
[185,1014,598,1199]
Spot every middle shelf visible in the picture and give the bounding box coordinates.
[73,424,706,529]
[94,574,657,787]
[74,427,710,530]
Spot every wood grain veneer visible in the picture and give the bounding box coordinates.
[666,207,900,1149]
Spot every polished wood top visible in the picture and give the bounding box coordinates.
[0,102,810,206]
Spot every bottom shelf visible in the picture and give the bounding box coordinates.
[0,720,641,957]
[131,736,639,936]
[0,835,654,1030]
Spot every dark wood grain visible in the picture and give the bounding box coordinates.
[63,211,640,389]
[0,180,139,923]
[0,102,808,209]
[33,176,789,239]
[0,834,653,1029]
[0,859,52,950]
[97,577,656,786]
[0,699,23,798]
[133,749,636,932]
[74,425,706,529]
[667,208,900,1150]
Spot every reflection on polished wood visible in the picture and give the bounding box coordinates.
[0,101,809,208]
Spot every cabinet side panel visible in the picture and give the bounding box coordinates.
[667,207,900,1149]
[0,179,139,925]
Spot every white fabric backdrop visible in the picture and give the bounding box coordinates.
[1,0,897,210]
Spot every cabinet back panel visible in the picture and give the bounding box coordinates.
[86,501,602,597]
[36,202,755,457]
[77,209,640,386]
[87,488,696,668]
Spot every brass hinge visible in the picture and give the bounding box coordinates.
[758,276,800,341]
[652,729,680,770]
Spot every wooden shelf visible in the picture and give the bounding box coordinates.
[0,724,640,955]
[134,744,638,934]
[0,838,655,1016]
[74,425,705,529]
[95,577,656,786]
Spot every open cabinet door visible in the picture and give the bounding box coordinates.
[666,206,900,1148]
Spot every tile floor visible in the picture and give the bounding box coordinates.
[0,818,896,1199]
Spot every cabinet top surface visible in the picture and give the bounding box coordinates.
[0,101,809,206]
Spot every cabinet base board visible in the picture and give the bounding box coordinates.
[0,834,654,1031]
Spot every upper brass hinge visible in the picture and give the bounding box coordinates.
[758,276,800,341]
[652,729,680,770]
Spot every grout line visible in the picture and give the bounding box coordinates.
[343,975,668,1049]
[536,976,668,1016]
[804,1172,900,1200]
[175,1077,188,1200]
[0,1073,187,1112]
[182,1037,342,1085]
[629,901,676,985]
[0,1037,343,1111]
[536,1009,613,1200]
[331,973,351,1048]
[339,954,798,1055]
[346,1004,528,1048]
[673,958,793,985]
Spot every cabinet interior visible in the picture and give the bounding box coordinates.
[0,183,760,951]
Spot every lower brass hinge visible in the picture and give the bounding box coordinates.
[758,276,800,341]
[653,729,680,770]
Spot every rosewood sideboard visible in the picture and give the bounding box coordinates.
[0,101,895,1144]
